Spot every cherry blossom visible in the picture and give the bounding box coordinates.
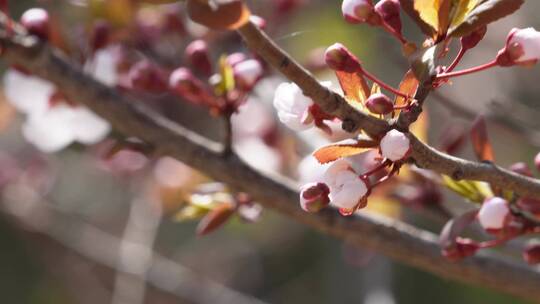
[323,159,369,210]
[341,0,374,24]
[502,27,540,64]
[380,129,411,161]
[478,197,510,231]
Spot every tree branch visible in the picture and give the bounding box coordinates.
[2,16,540,302]
[236,21,540,201]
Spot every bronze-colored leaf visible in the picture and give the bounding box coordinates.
[394,69,419,115]
[401,0,438,37]
[409,45,437,85]
[196,202,235,235]
[449,0,524,37]
[470,115,494,162]
[187,0,251,30]
[335,71,370,109]
[313,138,377,164]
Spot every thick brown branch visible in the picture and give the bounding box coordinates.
[2,25,540,302]
[236,21,540,201]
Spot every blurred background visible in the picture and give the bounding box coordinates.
[0,0,539,303]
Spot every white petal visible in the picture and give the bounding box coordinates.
[22,105,76,152]
[235,138,281,175]
[85,47,119,86]
[509,28,540,62]
[329,178,367,209]
[380,129,410,161]
[70,107,111,144]
[478,197,509,230]
[298,155,330,184]
[3,69,54,115]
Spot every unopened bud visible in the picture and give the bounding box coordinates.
[380,129,411,161]
[128,60,168,92]
[497,27,540,67]
[234,59,264,90]
[300,182,330,212]
[534,151,540,172]
[250,15,267,29]
[185,40,213,76]
[365,93,393,115]
[169,67,209,105]
[478,197,510,232]
[20,8,49,40]
[324,43,362,73]
[342,0,376,24]
[524,243,540,265]
[374,0,401,34]
[461,26,487,50]
[509,162,533,177]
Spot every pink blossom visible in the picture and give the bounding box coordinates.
[234,59,264,90]
[500,28,540,65]
[323,159,369,210]
[342,0,374,24]
[478,197,510,230]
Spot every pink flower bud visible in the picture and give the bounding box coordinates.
[323,159,369,211]
[227,53,248,67]
[20,8,50,40]
[478,197,510,231]
[233,59,264,90]
[509,162,533,177]
[342,0,375,24]
[273,82,314,131]
[365,93,393,115]
[497,28,540,66]
[185,40,213,76]
[169,67,209,105]
[374,0,401,34]
[128,60,168,92]
[250,15,267,29]
[524,243,540,265]
[324,43,362,73]
[380,129,410,161]
[534,151,540,172]
[461,26,487,50]
[300,182,330,212]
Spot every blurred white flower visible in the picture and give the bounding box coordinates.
[478,197,510,230]
[233,59,264,89]
[273,82,314,131]
[235,138,281,175]
[380,129,410,161]
[84,46,120,87]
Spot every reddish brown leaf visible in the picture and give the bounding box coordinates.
[449,0,524,37]
[439,210,478,249]
[187,0,251,30]
[394,69,419,114]
[470,115,494,162]
[196,202,235,236]
[313,138,378,164]
[335,71,370,108]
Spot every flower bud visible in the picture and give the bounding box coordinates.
[342,0,376,24]
[233,59,264,90]
[365,93,393,115]
[169,67,209,105]
[374,0,401,34]
[461,26,487,50]
[534,151,540,172]
[523,243,540,265]
[497,27,540,66]
[509,162,533,177]
[185,40,213,76]
[250,15,267,29]
[20,8,50,40]
[478,197,510,231]
[380,129,411,161]
[128,60,168,93]
[227,53,248,67]
[300,182,330,212]
[324,43,362,73]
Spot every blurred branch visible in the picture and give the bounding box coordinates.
[1,14,540,302]
[2,200,266,304]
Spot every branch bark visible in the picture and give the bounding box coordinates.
[1,16,540,302]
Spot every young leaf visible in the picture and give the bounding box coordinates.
[187,0,251,30]
[335,71,370,109]
[394,69,419,115]
[450,0,483,29]
[196,202,235,236]
[449,0,524,37]
[441,175,491,203]
[401,0,438,37]
[439,209,478,249]
[409,45,437,84]
[215,55,235,96]
[470,115,494,162]
[313,138,378,164]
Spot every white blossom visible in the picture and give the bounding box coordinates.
[506,27,540,63]
[322,159,368,210]
[233,59,263,89]
[273,82,314,131]
[380,129,410,161]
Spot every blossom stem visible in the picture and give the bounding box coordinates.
[446,46,467,73]
[381,22,407,45]
[358,70,411,99]
[435,60,498,80]
[361,159,391,178]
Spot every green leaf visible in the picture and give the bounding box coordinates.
[449,0,524,37]
[441,175,492,203]
[215,55,235,96]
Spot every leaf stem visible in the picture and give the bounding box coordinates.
[436,60,498,80]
